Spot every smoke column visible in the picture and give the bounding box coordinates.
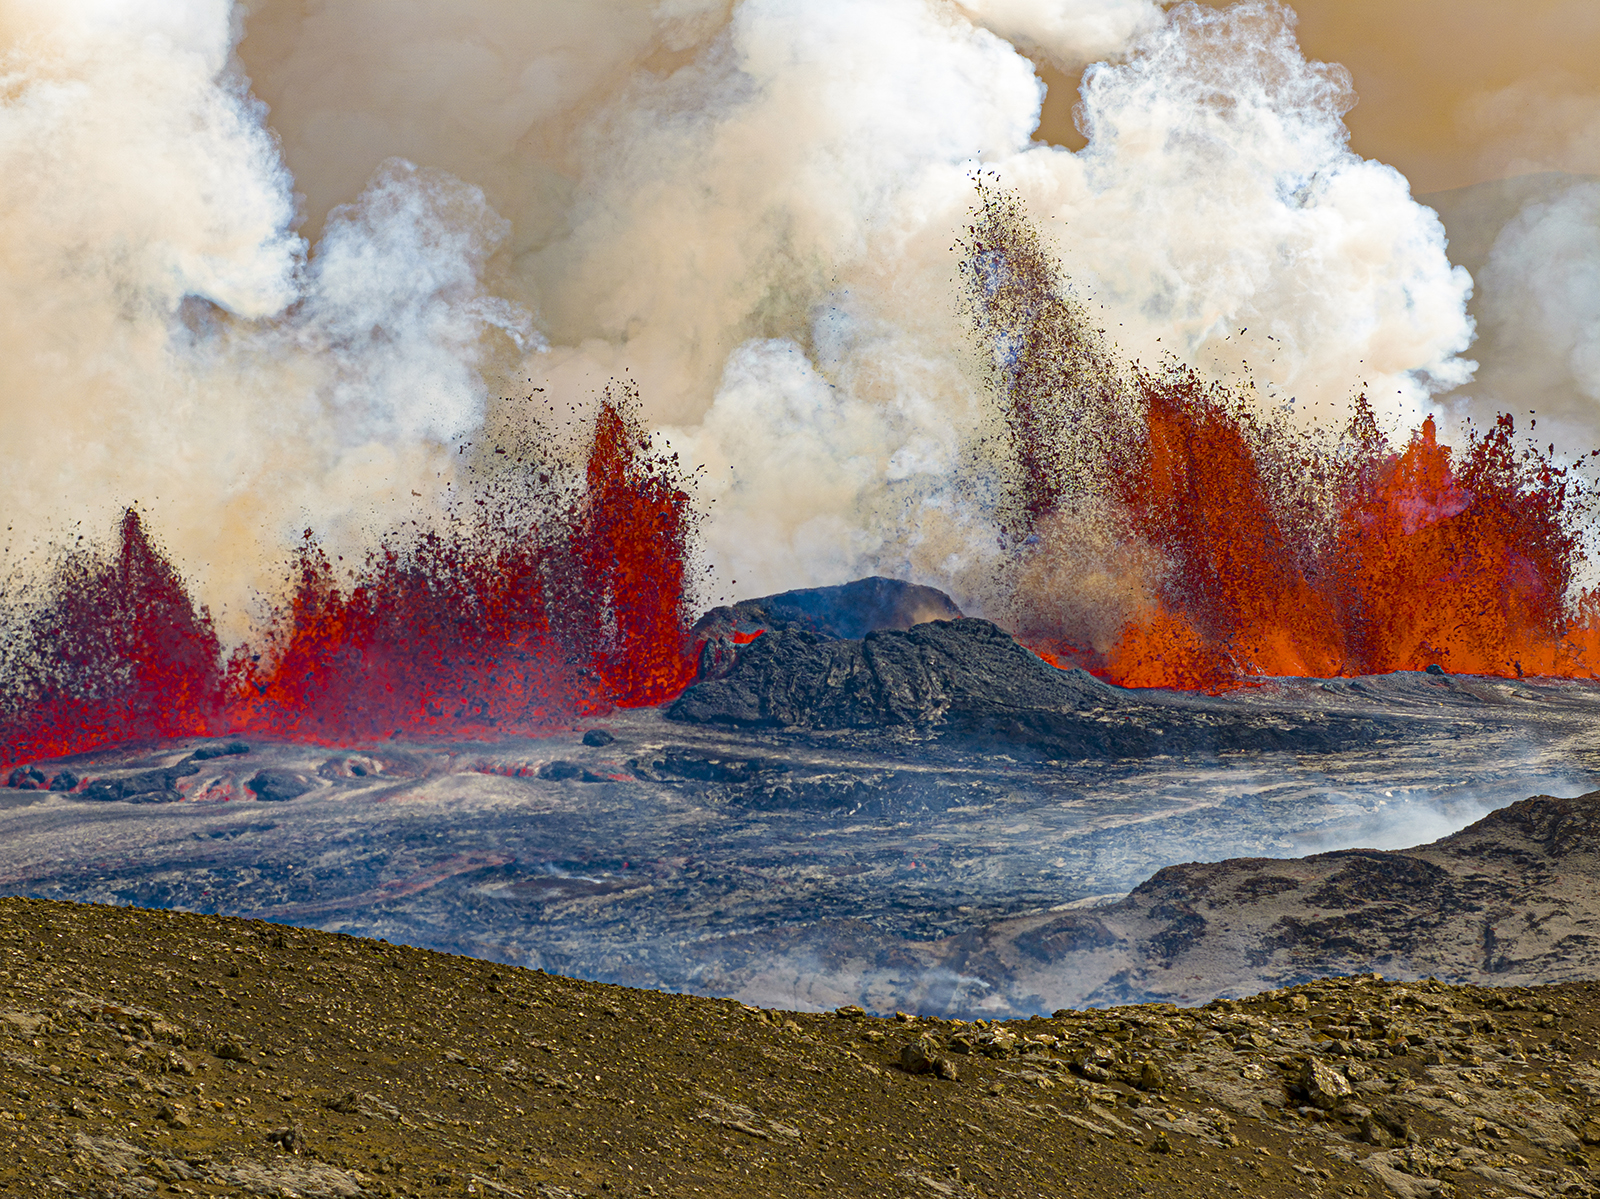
[0,0,1585,659]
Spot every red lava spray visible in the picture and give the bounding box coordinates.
[0,385,698,767]
[960,179,1598,689]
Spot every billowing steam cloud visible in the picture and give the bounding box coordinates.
[0,0,533,632]
[0,0,1510,641]
[1437,180,1600,461]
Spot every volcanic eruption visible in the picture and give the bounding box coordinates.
[3,172,1595,765]
[7,0,1600,1021]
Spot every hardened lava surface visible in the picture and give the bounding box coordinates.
[3,653,1600,1017]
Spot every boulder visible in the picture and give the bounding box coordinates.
[1299,1057,1355,1110]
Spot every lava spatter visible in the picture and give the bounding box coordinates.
[0,509,223,767]
[0,387,699,767]
[230,384,699,743]
[961,179,1598,689]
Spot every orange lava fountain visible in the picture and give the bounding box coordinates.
[959,179,1598,689]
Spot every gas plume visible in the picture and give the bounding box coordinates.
[5,0,1597,754]
[0,1,1483,608]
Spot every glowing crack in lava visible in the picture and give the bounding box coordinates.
[961,182,1599,690]
[0,387,697,766]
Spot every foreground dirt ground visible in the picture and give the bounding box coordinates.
[3,897,1600,1198]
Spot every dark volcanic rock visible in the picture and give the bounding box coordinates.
[82,761,200,803]
[191,740,251,761]
[669,617,1384,757]
[671,617,1113,730]
[5,765,76,791]
[73,743,248,803]
[245,769,315,802]
[693,575,962,642]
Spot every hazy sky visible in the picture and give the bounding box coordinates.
[1034,0,1600,194]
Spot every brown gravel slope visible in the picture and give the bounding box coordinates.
[4,897,1600,1199]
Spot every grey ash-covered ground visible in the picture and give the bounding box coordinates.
[8,896,1600,1199]
[4,580,1600,1017]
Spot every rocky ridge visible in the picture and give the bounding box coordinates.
[6,897,1600,1199]
[933,789,1600,1011]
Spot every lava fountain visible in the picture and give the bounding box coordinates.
[0,384,697,768]
[961,181,1600,690]
[5,185,1600,771]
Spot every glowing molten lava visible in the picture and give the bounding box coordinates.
[961,179,1597,690]
[1103,389,1584,689]
[0,509,223,767]
[0,390,697,766]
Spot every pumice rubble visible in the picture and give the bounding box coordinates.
[4,897,1600,1198]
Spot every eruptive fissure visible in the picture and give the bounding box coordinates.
[0,385,697,767]
[8,185,1600,770]
[961,180,1600,690]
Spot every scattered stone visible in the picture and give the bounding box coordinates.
[327,1091,401,1121]
[156,1101,191,1129]
[266,1122,304,1152]
[977,1028,1018,1058]
[900,1042,935,1074]
[1299,1057,1355,1110]
[214,1037,249,1061]
[1357,1111,1397,1148]
[246,769,315,802]
[538,761,583,781]
[581,729,615,748]
[191,741,250,760]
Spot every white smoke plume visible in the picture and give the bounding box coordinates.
[0,0,1489,638]
[0,0,533,632]
[1430,180,1600,463]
